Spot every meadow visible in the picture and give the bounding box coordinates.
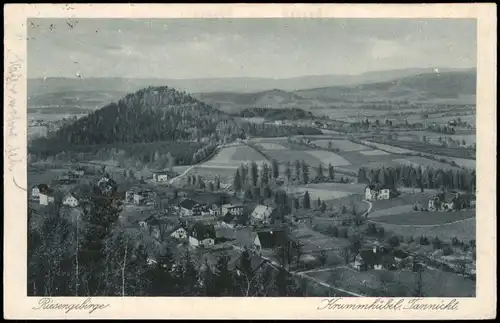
[373,210,475,225]
[307,266,475,297]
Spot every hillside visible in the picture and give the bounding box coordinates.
[297,70,476,102]
[28,67,472,97]
[29,86,323,159]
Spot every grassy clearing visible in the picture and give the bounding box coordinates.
[371,218,475,241]
[307,266,475,297]
[287,187,354,201]
[374,210,475,225]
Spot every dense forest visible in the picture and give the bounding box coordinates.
[27,183,305,297]
[239,107,314,120]
[29,86,321,165]
[357,164,476,192]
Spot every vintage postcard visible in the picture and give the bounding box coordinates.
[4,3,497,320]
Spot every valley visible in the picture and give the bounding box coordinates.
[27,67,477,298]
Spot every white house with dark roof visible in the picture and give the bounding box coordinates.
[221,204,244,217]
[152,171,169,182]
[365,184,391,201]
[32,184,49,199]
[62,193,79,207]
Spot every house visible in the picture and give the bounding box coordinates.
[97,176,116,195]
[354,246,396,271]
[392,248,409,262]
[39,189,55,206]
[250,205,274,225]
[152,171,169,182]
[428,191,470,211]
[170,226,188,240]
[62,193,79,207]
[364,184,392,201]
[74,167,85,176]
[31,184,49,198]
[221,204,244,217]
[179,199,198,217]
[125,188,138,203]
[133,191,147,205]
[188,222,216,248]
[138,215,162,239]
[215,225,236,242]
[253,229,287,251]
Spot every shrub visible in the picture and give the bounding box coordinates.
[432,236,443,250]
[387,235,400,248]
[339,227,348,238]
[451,237,461,247]
[442,245,454,256]
[419,236,430,245]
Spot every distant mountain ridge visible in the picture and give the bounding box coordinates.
[28,67,475,96]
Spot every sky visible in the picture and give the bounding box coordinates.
[27,18,477,79]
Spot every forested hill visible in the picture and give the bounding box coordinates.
[47,86,228,145]
[30,86,322,157]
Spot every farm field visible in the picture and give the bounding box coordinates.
[359,149,391,156]
[370,217,475,241]
[255,142,288,150]
[306,150,352,166]
[203,144,268,167]
[307,266,475,297]
[311,139,369,151]
[373,210,475,225]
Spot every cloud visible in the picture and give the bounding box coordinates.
[368,39,418,60]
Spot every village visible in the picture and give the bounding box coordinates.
[28,157,476,297]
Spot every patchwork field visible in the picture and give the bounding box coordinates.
[311,139,368,151]
[255,142,288,150]
[306,150,352,166]
[358,149,391,156]
[203,144,267,167]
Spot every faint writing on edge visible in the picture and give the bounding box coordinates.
[5,54,23,173]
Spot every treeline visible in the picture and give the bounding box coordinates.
[27,185,304,296]
[239,107,313,120]
[357,164,476,191]
[29,140,204,168]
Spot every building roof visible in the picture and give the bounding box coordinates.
[222,204,243,209]
[392,248,409,259]
[34,183,49,192]
[251,205,273,219]
[179,199,198,210]
[153,170,170,175]
[255,230,287,249]
[190,222,216,240]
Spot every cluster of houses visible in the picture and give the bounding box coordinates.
[353,243,413,272]
[428,191,476,212]
[31,172,118,208]
[31,184,55,205]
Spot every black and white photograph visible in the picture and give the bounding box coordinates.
[23,16,480,299]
